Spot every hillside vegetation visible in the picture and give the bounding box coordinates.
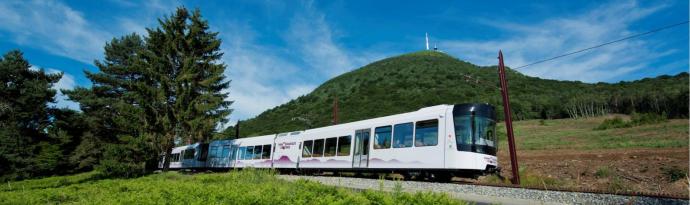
[0,170,467,205]
[234,51,688,137]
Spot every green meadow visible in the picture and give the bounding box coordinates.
[0,169,467,205]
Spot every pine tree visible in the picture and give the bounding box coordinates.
[65,34,153,174]
[141,7,232,170]
[0,50,62,181]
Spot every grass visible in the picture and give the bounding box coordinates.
[482,167,563,189]
[497,115,689,150]
[594,167,611,178]
[0,169,468,205]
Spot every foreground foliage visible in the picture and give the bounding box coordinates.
[0,170,467,205]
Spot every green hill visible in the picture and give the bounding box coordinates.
[232,51,688,137]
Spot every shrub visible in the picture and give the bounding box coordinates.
[594,117,629,130]
[661,166,687,182]
[629,112,668,126]
[95,138,153,178]
[594,112,667,130]
[595,167,611,178]
[518,167,562,188]
[607,177,630,193]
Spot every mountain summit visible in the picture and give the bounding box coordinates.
[233,51,688,137]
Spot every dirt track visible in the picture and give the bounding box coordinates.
[495,148,689,196]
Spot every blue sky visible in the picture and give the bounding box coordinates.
[0,0,688,126]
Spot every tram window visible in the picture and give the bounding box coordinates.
[183,149,195,159]
[221,145,230,158]
[245,146,254,160]
[302,140,313,158]
[238,147,246,160]
[374,126,392,149]
[313,139,324,157]
[209,146,218,158]
[324,137,337,157]
[415,119,438,147]
[253,145,262,160]
[337,135,351,156]
[393,123,413,148]
[262,144,271,159]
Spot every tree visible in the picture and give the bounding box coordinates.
[0,50,62,181]
[140,7,232,170]
[65,34,152,175]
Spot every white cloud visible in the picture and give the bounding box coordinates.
[284,1,388,77]
[0,1,111,64]
[0,0,179,64]
[219,2,392,125]
[43,68,80,110]
[440,1,672,82]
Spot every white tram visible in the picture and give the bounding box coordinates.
[160,103,499,179]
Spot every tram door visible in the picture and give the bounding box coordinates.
[353,129,371,168]
[228,145,239,167]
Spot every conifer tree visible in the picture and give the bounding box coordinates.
[0,50,62,180]
[65,34,152,173]
[141,7,232,170]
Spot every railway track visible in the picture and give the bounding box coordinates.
[278,173,688,204]
[450,180,688,200]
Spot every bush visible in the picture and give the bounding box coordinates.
[96,159,146,178]
[629,112,668,126]
[95,136,154,178]
[595,167,611,178]
[595,113,667,130]
[595,117,629,130]
[518,167,563,188]
[607,177,631,193]
[661,166,687,182]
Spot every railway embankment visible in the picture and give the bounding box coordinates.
[279,175,688,205]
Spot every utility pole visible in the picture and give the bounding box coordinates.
[332,95,339,125]
[234,120,240,139]
[498,50,520,185]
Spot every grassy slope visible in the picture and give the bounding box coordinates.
[498,115,689,150]
[0,170,467,205]
[236,51,688,137]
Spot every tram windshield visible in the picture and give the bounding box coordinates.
[453,104,497,155]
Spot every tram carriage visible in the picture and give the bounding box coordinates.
[159,103,499,179]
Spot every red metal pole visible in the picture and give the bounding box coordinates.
[333,95,338,125]
[498,50,520,185]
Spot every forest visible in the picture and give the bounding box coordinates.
[232,51,688,137]
[0,7,231,181]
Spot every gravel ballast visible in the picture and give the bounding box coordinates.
[278,175,688,205]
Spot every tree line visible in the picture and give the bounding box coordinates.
[0,7,231,181]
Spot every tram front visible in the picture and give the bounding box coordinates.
[449,103,499,175]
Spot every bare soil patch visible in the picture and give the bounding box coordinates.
[492,148,689,196]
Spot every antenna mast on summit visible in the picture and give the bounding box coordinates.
[425,33,430,50]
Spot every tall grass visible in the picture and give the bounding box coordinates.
[595,112,668,130]
[0,169,468,205]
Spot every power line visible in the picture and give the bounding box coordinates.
[514,20,689,69]
[462,73,501,90]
